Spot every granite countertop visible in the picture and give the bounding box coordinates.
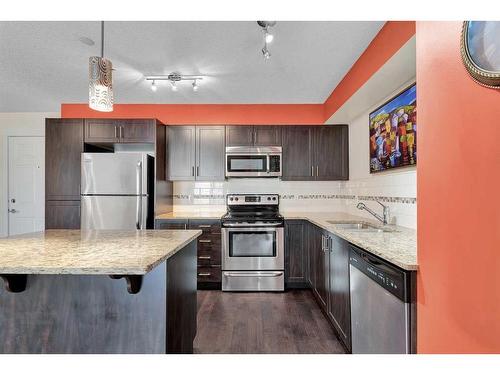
[156,210,417,271]
[282,212,417,271]
[0,229,202,275]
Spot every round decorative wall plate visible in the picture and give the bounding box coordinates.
[460,21,500,89]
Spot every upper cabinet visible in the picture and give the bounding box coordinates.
[45,118,84,200]
[168,126,225,181]
[282,125,348,181]
[226,125,282,147]
[282,126,314,181]
[84,119,155,144]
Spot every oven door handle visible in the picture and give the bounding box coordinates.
[223,222,282,227]
[224,272,283,277]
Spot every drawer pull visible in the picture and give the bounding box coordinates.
[198,272,211,276]
[199,239,212,243]
[198,225,212,228]
[198,256,211,260]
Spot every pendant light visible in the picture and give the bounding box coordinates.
[89,21,113,112]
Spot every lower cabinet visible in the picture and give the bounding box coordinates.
[299,222,351,352]
[155,218,222,289]
[327,234,351,351]
[45,200,81,229]
[284,220,308,288]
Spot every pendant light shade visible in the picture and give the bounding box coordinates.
[89,56,113,112]
[89,21,113,112]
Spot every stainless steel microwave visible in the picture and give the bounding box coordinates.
[225,146,282,178]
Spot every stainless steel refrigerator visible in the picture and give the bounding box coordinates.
[81,153,153,230]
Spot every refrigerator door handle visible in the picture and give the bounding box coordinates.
[136,161,143,229]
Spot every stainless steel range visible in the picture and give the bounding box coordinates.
[221,194,284,292]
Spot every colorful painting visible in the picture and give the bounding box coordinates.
[369,84,417,173]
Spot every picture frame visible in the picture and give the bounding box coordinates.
[369,84,417,173]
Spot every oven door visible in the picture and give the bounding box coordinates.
[222,226,284,270]
[225,153,269,177]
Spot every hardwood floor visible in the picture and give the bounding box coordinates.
[193,289,347,354]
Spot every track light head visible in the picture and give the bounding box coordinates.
[262,46,271,60]
[151,80,157,92]
[192,80,199,92]
[170,81,178,92]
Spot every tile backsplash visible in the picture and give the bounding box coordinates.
[172,173,417,229]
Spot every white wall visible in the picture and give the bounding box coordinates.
[339,80,417,228]
[0,112,58,237]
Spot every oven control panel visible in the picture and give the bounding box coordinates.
[227,194,279,205]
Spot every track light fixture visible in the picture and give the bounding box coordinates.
[257,21,276,60]
[145,72,204,93]
[151,80,157,92]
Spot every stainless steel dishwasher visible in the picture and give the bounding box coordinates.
[349,245,415,354]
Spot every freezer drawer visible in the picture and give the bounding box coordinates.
[81,196,148,230]
[81,153,149,195]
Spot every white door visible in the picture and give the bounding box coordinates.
[8,136,45,235]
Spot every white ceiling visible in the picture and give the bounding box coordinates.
[0,21,384,112]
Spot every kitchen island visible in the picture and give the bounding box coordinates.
[0,229,201,354]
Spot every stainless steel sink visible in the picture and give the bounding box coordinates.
[327,221,395,233]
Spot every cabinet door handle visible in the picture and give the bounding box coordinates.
[199,239,212,243]
[198,273,211,277]
[197,166,199,176]
[198,225,212,228]
[114,125,118,139]
[192,166,195,176]
[316,165,319,177]
[198,256,211,260]
[120,125,124,139]
[311,165,314,177]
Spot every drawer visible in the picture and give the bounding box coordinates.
[197,266,221,283]
[155,219,188,230]
[189,219,221,235]
[198,247,221,266]
[197,234,221,250]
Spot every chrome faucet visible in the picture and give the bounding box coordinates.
[356,200,390,225]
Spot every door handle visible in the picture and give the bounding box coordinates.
[199,239,212,243]
[311,165,314,177]
[196,166,199,176]
[316,165,319,177]
[224,272,283,277]
[8,209,18,213]
[114,125,117,139]
[136,161,143,230]
[198,256,211,260]
[198,272,212,277]
[192,166,195,176]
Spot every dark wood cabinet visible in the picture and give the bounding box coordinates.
[168,126,196,180]
[45,200,81,229]
[45,118,84,230]
[45,118,84,200]
[226,125,281,147]
[254,126,282,146]
[327,235,351,350]
[84,119,156,144]
[196,126,225,181]
[155,218,222,290]
[285,220,308,288]
[155,219,188,230]
[282,125,348,181]
[120,119,155,143]
[225,126,254,146]
[282,126,314,180]
[84,119,120,143]
[168,126,225,181]
[313,125,349,180]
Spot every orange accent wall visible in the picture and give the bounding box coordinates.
[416,21,500,353]
[323,21,415,120]
[61,103,324,125]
